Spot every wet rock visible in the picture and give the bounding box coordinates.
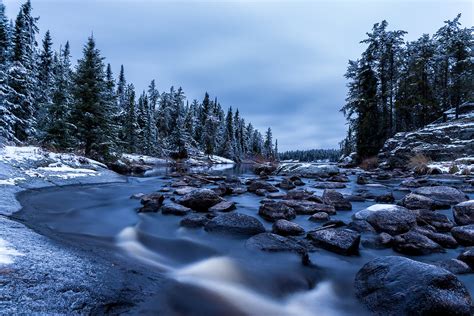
[139,193,165,212]
[309,212,330,222]
[413,227,458,249]
[453,200,474,226]
[212,183,233,196]
[246,233,306,254]
[322,190,352,211]
[267,192,287,199]
[451,225,474,246]
[177,189,224,212]
[289,176,305,186]
[258,202,296,222]
[277,163,339,177]
[208,201,236,212]
[313,182,346,189]
[307,227,360,256]
[231,186,247,195]
[415,209,454,232]
[348,220,376,233]
[253,163,277,176]
[279,178,296,190]
[328,175,350,182]
[376,173,391,180]
[458,248,474,268]
[374,193,395,203]
[355,256,473,316]
[248,180,279,193]
[437,259,472,275]
[361,232,393,249]
[279,199,336,215]
[174,186,196,196]
[180,214,209,228]
[392,231,444,255]
[130,193,145,199]
[356,175,369,185]
[205,213,265,237]
[283,189,313,200]
[255,189,266,196]
[272,219,304,236]
[400,193,436,210]
[361,205,416,235]
[161,203,191,216]
[414,186,468,208]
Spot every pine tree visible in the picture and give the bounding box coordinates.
[263,127,273,159]
[0,2,14,142]
[220,106,235,159]
[274,139,279,161]
[123,83,137,153]
[35,30,54,134]
[72,36,114,158]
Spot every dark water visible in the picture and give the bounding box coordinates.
[13,165,474,315]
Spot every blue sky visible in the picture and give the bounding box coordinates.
[4,0,473,151]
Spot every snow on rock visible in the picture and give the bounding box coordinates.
[185,152,235,166]
[277,163,339,177]
[122,153,169,165]
[0,238,24,265]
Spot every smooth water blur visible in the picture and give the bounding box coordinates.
[14,167,474,315]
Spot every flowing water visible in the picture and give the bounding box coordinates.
[13,166,474,315]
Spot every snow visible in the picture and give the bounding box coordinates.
[353,204,402,221]
[0,238,24,265]
[122,153,169,165]
[0,177,26,186]
[209,155,235,164]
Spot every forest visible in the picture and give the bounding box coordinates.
[340,14,472,161]
[279,149,341,162]
[0,1,277,162]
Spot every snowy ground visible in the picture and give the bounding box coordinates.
[427,158,474,175]
[0,145,134,313]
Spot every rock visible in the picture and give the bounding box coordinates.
[161,203,191,216]
[212,183,233,196]
[414,186,468,208]
[451,225,474,246]
[355,256,473,315]
[289,176,305,186]
[279,178,296,190]
[208,201,236,212]
[322,190,352,211]
[255,189,266,196]
[174,186,197,196]
[309,212,330,222]
[453,200,474,226]
[279,199,336,215]
[361,232,393,249]
[205,213,265,237]
[266,192,287,199]
[272,219,304,236]
[245,233,306,254]
[458,249,474,268]
[328,175,350,182]
[313,182,346,189]
[130,193,145,199]
[247,180,279,193]
[400,193,436,210]
[348,220,376,233]
[437,259,472,275]
[258,202,296,222]
[413,227,458,249]
[374,193,395,203]
[356,175,369,185]
[307,227,360,256]
[253,163,276,175]
[361,205,417,235]
[277,163,339,177]
[232,186,247,195]
[177,189,224,211]
[415,209,454,232]
[180,214,209,228]
[139,193,165,212]
[283,189,313,200]
[392,231,444,255]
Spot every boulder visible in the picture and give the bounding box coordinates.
[401,193,436,210]
[355,256,473,315]
[453,200,474,226]
[307,227,360,256]
[361,232,393,249]
[322,190,352,211]
[177,189,224,211]
[247,180,279,193]
[277,163,339,177]
[174,186,197,196]
[272,219,305,236]
[362,205,417,235]
[415,209,454,232]
[161,203,191,216]
[279,199,336,215]
[392,231,444,255]
[139,193,165,212]
[458,248,474,268]
[246,233,306,254]
[414,186,468,208]
[205,213,265,237]
[413,227,458,249]
[208,201,236,212]
[437,259,472,275]
[308,212,330,222]
[253,163,277,175]
[180,214,209,228]
[328,175,350,182]
[266,192,287,199]
[348,220,376,233]
[313,182,346,189]
[279,178,296,190]
[374,193,395,203]
[451,225,474,246]
[258,202,296,222]
[289,176,305,186]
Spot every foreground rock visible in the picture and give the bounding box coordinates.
[415,209,454,232]
[247,180,279,193]
[355,256,473,315]
[453,200,474,226]
[307,227,360,255]
[392,231,444,255]
[400,193,436,210]
[205,213,265,237]
[357,205,416,235]
[246,233,306,254]
[161,203,191,216]
[208,201,236,212]
[451,225,474,246]
[177,189,224,211]
[139,193,165,212]
[180,214,209,228]
[322,190,352,211]
[414,186,468,208]
[272,219,304,236]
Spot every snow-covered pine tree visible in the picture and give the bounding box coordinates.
[116,64,127,147]
[35,30,54,136]
[123,83,138,153]
[72,36,115,159]
[220,106,235,159]
[274,139,279,161]
[263,127,273,159]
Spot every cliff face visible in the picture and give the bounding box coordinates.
[378,102,474,169]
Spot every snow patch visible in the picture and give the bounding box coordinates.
[0,238,24,265]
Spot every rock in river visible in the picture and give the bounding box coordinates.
[357,204,417,235]
[161,203,191,216]
[177,189,224,211]
[205,213,265,237]
[247,180,279,193]
[180,214,209,228]
[414,186,468,208]
[451,224,474,246]
[307,227,360,256]
[258,202,296,222]
[139,193,165,212]
[246,232,306,254]
[272,219,305,236]
[322,190,352,211]
[453,200,474,226]
[400,193,436,210]
[208,201,236,212]
[354,256,473,316]
[392,230,444,255]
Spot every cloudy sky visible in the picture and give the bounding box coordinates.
[4,0,473,151]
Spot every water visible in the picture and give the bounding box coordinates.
[12,166,474,315]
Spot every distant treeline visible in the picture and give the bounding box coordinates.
[340,14,472,161]
[279,149,341,162]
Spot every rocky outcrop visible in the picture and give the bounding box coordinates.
[355,256,473,316]
[414,186,468,208]
[453,200,474,226]
[276,163,339,178]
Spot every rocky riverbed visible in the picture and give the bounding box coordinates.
[6,159,474,314]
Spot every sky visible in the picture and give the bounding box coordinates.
[3,0,473,151]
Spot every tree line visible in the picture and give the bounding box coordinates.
[340,14,472,161]
[279,149,340,162]
[0,1,277,162]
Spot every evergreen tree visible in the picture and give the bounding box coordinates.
[220,106,235,159]
[263,127,273,159]
[123,83,137,153]
[35,30,54,134]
